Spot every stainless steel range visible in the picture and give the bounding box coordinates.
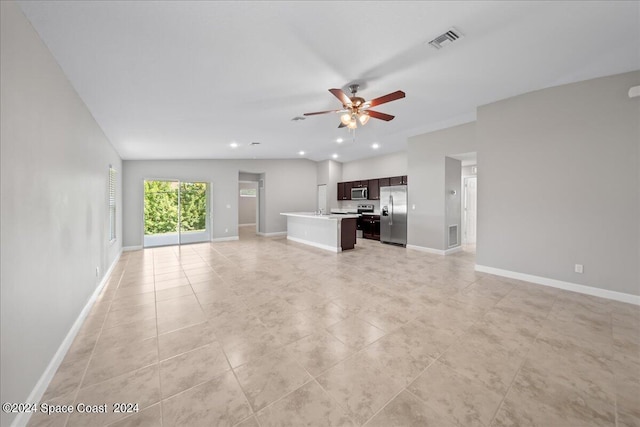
[356,204,374,238]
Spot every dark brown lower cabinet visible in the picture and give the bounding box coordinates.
[340,218,357,250]
[362,215,380,240]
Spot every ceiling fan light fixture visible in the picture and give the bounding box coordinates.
[340,113,352,126]
[358,113,370,125]
[347,119,357,129]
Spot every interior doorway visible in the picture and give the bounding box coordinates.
[463,175,477,245]
[239,180,258,238]
[238,172,263,238]
[143,180,210,247]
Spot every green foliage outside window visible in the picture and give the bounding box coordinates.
[144,181,206,235]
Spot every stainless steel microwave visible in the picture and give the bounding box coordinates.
[351,187,368,200]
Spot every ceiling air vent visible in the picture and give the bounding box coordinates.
[291,116,306,121]
[428,27,464,50]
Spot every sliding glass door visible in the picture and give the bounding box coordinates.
[177,182,208,244]
[143,180,210,247]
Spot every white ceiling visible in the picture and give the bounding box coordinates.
[17,1,640,163]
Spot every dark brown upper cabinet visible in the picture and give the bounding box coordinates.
[337,182,346,200]
[368,179,379,200]
[337,176,406,200]
[389,176,403,186]
[344,181,353,200]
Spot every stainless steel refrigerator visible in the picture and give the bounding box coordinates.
[380,185,407,246]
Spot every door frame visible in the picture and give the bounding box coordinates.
[462,175,477,245]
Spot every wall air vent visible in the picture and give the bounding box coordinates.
[448,225,459,247]
[428,27,464,50]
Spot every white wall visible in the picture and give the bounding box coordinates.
[317,160,342,211]
[341,151,407,181]
[477,71,640,296]
[238,181,258,225]
[123,159,317,246]
[407,123,476,251]
[0,2,123,425]
[445,157,462,248]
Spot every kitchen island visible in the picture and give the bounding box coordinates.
[280,212,360,252]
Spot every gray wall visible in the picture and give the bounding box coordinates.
[238,181,258,225]
[445,157,462,248]
[341,151,407,181]
[123,159,317,245]
[477,71,640,295]
[316,160,342,211]
[0,2,123,425]
[407,123,476,250]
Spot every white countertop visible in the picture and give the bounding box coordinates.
[280,212,360,220]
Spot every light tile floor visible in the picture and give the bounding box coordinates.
[29,228,640,426]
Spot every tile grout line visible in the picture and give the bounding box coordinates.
[193,242,261,426]
[359,317,471,426]
[152,248,166,427]
[59,256,128,427]
[486,287,560,426]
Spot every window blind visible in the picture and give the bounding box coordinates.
[109,167,116,241]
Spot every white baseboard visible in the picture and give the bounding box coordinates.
[14,249,123,427]
[287,236,340,253]
[123,245,142,251]
[475,264,640,306]
[406,244,443,255]
[211,236,239,242]
[407,244,462,255]
[239,223,256,227]
[257,231,287,237]
[444,246,463,255]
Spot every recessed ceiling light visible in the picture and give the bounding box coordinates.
[372,143,379,149]
[230,142,238,148]
[336,138,343,143]
[299,151,305,155]
[332,154,338,159]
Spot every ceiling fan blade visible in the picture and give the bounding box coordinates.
[367,110,395,121]
[303,110,341,116]
[329,88,352,107]
[338,122,347,128]
[367,90,405,107]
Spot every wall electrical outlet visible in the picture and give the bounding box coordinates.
[574,264,583,274]
[225,228,228,233]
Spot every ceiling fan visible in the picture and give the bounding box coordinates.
[304,84,405,129]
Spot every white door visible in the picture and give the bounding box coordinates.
[463,177,477,244]
[317,184,327,214]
